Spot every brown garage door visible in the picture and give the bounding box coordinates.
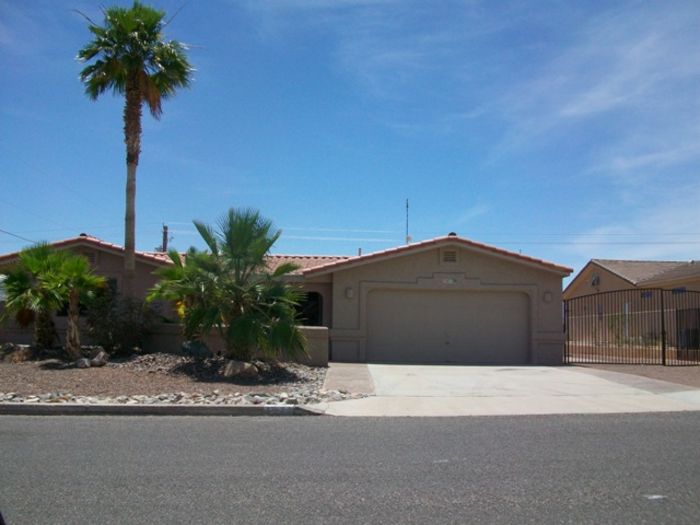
[366,289,530,364]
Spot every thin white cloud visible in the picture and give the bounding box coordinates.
[455,203,489,225]
[499,4,700,147]
[564,181,700,261]
[283,235,398,243]
[282,227,399,234]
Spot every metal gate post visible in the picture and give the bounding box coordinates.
[564,302,569,364]
[660,290,667,366]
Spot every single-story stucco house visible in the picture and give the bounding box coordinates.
[0,233,572,365]
[564,259,700,300]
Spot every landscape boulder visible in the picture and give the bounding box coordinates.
[4,344,34,363]
[181,340,213,359]
[90,350,109,367]
[223,360,259,379]
[75,358,91,369]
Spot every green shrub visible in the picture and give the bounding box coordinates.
[85,293,155,355]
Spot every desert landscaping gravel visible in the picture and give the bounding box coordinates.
[0,352,365,406]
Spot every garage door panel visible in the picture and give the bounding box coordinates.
[366,289,529,364]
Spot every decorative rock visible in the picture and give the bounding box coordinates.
[223,360,259,379]
[0,356,372,407]
[90,350,109,367]
[253,360,272,374]
[181,340,213,359]
[84,346,105,358]
[6,345,34,363]
[0,387,367,406]
[75,358,91,369]
[0,342,18,358]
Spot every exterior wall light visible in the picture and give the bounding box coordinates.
[543,291,553,303]
[345,287,354,299]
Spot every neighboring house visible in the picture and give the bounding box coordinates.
[564,259,700,300]
[0,233,572,365]
[0,233,171,304]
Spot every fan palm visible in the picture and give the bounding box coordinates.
[77,1,192,297]
[1,245,106,357]
[149,208,308,361]
[50,256,106,360]
[1,244,66,349]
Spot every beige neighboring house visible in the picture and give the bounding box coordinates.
[0,233,175,317]
[564,259,700,300]
[0,233,573,365]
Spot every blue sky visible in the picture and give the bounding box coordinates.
[2,0,700,281]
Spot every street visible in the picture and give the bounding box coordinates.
[1,413,699,524]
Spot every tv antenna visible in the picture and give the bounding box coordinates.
[405,198,412,244]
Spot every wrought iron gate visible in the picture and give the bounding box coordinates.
[564,289,700,365]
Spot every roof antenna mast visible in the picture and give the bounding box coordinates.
[405,198,411,244]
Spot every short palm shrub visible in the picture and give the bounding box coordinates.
[148,208,308,362]
[1,244,105,358]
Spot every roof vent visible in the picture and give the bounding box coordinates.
[79,233,88,237]
[447,232,457,237]
[442,250,458,263]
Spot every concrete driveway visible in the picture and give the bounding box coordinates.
[319,363,700,417]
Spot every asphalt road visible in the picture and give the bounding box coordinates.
[1,413,699,524]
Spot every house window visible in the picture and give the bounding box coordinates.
[297,292,323,326]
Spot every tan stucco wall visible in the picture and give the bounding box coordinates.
[61,246,173,318]
[320,244,566,365]
[563,264,635,300]
[1,319,329,366]
[142,323,328,366]
[72,248,167,311]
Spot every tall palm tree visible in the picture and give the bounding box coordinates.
[77,2,192,297]
[149,208,308,362]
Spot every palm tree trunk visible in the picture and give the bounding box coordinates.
[66,289,82,360]
[122,73,142,298]
[34,311,56,350]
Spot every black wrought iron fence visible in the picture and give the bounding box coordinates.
[564,288,700,365]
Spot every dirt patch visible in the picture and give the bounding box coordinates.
[0,353,326,397]
[579,364,700,389]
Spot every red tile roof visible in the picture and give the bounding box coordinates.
[266,254,351,274]
[0,234,571,276]
[302,235,573,276]
[0,235,173,266]
[0,235,349,274]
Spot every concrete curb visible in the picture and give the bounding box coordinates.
[0,403,322,417]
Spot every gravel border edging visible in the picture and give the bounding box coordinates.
[0,403,322,417]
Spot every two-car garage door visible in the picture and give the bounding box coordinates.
[366,289,530,364]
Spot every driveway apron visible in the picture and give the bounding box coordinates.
[319,364,700,417]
